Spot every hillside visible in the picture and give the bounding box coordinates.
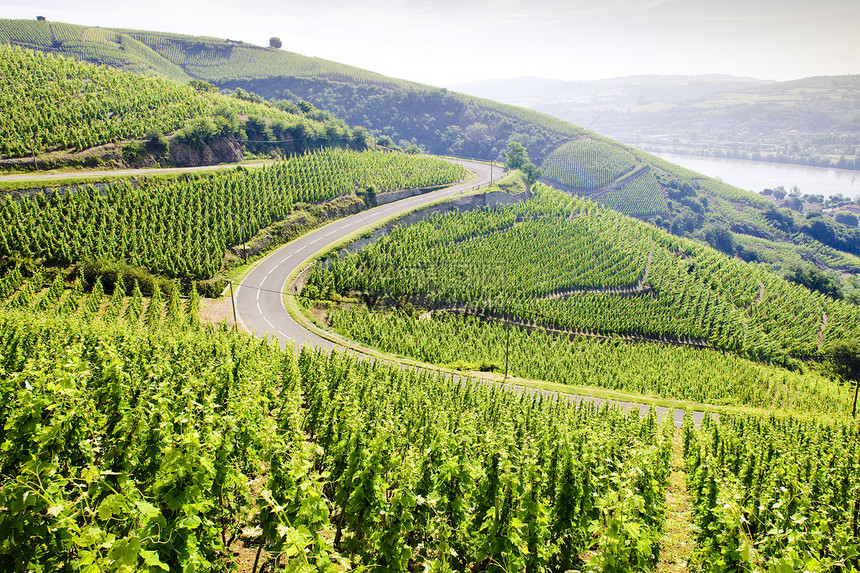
[0,44,367,170]
[306,184,860,369]
[3,18,860,293]
[459,74,860,170]
[1,19,859,568]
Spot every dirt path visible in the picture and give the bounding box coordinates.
[590,164,651,198]
[656,429,695,572]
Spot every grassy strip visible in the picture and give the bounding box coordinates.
[655,430,695,573]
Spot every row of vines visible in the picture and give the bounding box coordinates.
[0,149,466,280]
[683,414,860,571]
[0,262,676,572]
[305,185,860,365]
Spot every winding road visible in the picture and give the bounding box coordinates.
[235,159,494,349]
[234,158,707,426]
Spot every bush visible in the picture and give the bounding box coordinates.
[835,212,859,227]
[79,257,175,295]
[176,117,218,150]
[121,141,144,164]
[144,129,169,158]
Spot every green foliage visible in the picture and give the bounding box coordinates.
[0,45,207,156]
[595,170,669,217]
[541,139,639,191]
[120,140,144,164]
[702,223,735,255]
[329,307,848,414]
[785,264,843,300]
[505,141,528,171]
[824,339,860,384]
[0,150,466,281]
[307,185,860,366]
[144,128,169,158]
[835,212,859,227]
[684,414,860,570]
[0,45,361,159]
[0,272,676,571]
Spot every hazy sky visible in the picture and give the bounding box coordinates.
[3,0,858,86]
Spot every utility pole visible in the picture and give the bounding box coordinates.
[241,223,247,263]
[852,379,858,418]
[504,319,510,381]
[229,280,238,331]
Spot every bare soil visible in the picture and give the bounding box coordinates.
[200,296,237,328]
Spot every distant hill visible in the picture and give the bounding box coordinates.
[3,17,860,292]
[455,73,860,170]
[452,74,769,109]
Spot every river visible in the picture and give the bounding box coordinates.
[653,152,860,200]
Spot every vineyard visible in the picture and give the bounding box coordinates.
[0,150,466,280]
[683,414,860,570]
[540,139,639,191]
[305,185,860,368]
[1,245,857,571]
[0,45,373,158]
[594,170,670,217]
[326,307,849,415]
[0,264,680,572]
[2,15,860,572]
[0,46,209,156]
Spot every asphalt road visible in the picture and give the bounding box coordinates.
[235,158,494,349]
[235,159,709,426]
[0,161,270,183]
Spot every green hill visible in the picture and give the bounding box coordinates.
[0,44,369,169]
[3,17,859,291]
[1,19,859,567]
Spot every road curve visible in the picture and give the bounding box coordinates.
[235,158,709,427]
[235,159,494,350]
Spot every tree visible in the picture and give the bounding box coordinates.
[144,129,169,158]
[824,339,860,417]
[835,212,859,227]
[702,224,735,254]
[505,141,528,171]
[785,264,843,300]
[269,37,282,49]
[521,162,542,185]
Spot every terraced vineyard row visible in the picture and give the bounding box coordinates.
[595,170,669,216]
[540,139,639,191]
[0,45,363,157]
[327,307,849,415]
[683,414,860,570]
[0,150,466,280]
[306,185,860,366]
[0,264,677,572]
[0,46,209,155]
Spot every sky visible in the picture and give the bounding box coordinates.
[2,0,858,87]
